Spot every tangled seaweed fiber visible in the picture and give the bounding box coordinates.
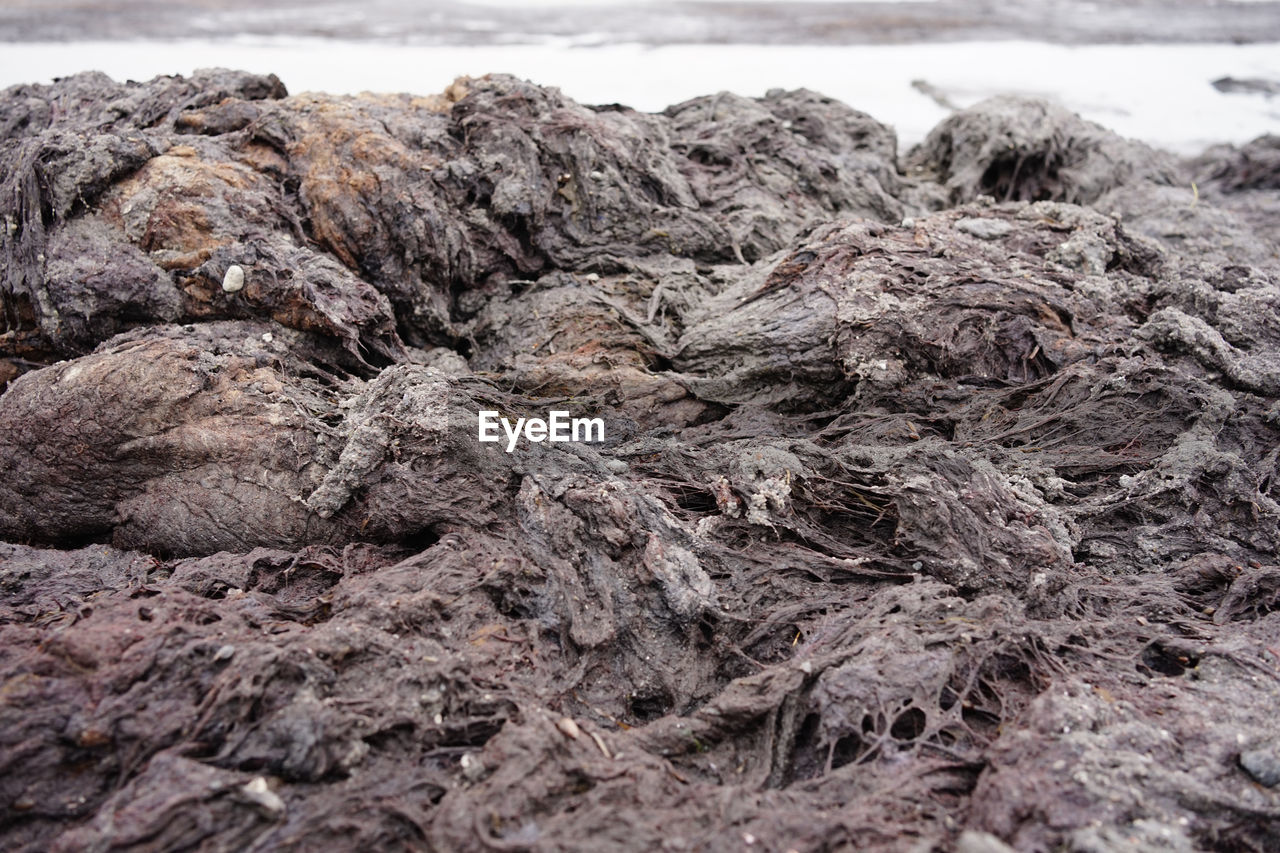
[1,70,1279,851]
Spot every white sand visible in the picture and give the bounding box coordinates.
[2,37,1277,153]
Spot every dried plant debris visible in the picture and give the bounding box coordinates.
[2,70,1279,852]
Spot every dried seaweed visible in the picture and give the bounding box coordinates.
[2,72,1279,852]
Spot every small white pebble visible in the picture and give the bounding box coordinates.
[460,752,486,781]
[222,264,245,293]
[556,717,581,740]
[262,332,273,343]
[241,777,285,815]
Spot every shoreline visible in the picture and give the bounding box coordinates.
[3,37,1277,155]
[4,0,1280,47]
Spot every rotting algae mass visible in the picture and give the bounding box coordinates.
[1,70,1279,852]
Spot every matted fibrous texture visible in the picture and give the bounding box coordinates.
[1,70,1278,852]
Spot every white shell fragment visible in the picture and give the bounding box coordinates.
[588,729,612,760]
[241,776,285,815]
[555,717,581,740]
[460,752,486,781]
[222,264,246,293]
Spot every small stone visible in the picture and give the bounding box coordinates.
[222,264,245,293]
[213,644,235,662]
[556,717,581,740]
[240,776,285,816]
[261,332,273,343]
[1240,749,1280,787]
[76,728,110,748]
[956,217,1014,240]
[460,752,486,781]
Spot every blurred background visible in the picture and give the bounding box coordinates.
[1,0,1277,153]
